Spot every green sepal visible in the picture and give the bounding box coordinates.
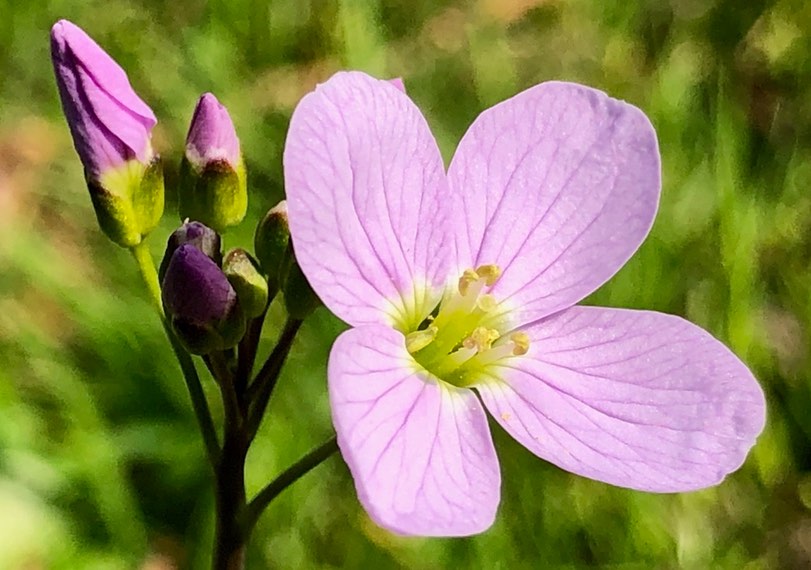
[171,304,246,355]
[282,256,321,321]
[133,156,165,236]
[254,201,290,292]
[223,248,269,318]
[88,156,165,247]
[87,178,141,247]
[178,155,247,233]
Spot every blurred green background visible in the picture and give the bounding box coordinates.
[0,0,808,567]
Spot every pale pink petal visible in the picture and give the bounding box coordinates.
[388,77,406,92]
[476,306,765,492]
[448,82,660,326]
[329,325,501,536]
[284,72,454,329]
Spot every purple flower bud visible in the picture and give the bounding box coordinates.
[185,93,240,169]
[161,244,245,354]
[178,93,247,232]
[159,220,222,282]
[50,19,157,180]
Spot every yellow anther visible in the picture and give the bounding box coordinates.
[462,326,501,352]
[405,325,438,354]
[475,264,502,286]
[476,294,497,312]
[458,268,480,296]
[510,331,530,356]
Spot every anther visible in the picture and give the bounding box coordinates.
[458,268,480,296]
[510,331,530,356]
[462,326,501,352]
[475,264,501,286]
[405,325,438,353]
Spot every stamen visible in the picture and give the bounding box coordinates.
[510,332,530,356]
[457,269,480,296]
[405,325,438,353]
[475,264,501,286]
[462,326,501,352]
[407,264,526,387]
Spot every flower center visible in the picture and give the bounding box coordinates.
[405,264,529,387]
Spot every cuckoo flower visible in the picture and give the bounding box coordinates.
[283,72,766,537]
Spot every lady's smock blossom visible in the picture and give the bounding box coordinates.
[283,72,766,537]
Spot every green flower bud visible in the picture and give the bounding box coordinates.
[254,200,290,291]
[282,257,321,321]
[222,248,269,318]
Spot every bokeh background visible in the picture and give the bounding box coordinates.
[0,0,809,567]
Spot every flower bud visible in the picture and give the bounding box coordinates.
[282,257,321,321]
[158,220,222,282]
[161,244,245,354]
[50,19,164,247]
[222,248,269,318]
[253,200,290,292]
[178,93,247,233]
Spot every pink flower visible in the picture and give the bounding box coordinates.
[283,72,766,537]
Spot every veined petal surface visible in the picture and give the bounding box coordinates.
[329,325,501,536]
[448,82,660,325]
[475,306,765,492]
[285,72,454,329]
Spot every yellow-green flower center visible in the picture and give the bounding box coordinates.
[404,265,529,387]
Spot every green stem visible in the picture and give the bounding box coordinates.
[212,349,249,570]
[130,241,221,468]
[246,318,302,440]
[243,436,338,534]
[234,298,272,410]
[130,241,162,311]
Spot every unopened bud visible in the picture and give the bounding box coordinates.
[161,244,245,354]
[51,19,164,247]
[282,258,321,321]
[222,248,268,318]
[253,200,290,291]
[159,220,222,282]
[178,93,247,232]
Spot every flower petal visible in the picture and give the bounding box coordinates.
[329,325,501,536]
[475,306,766,492]
[51,20,156,169]
[448,82,660,325]
[284,72,454,330]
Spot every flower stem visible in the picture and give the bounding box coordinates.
[234,298,272,410]
[243,436,338,534]
[206,348,251,569]
[130,241,220,468]
[246,318,302,440]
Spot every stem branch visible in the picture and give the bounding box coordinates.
[246,318,302,439]
[244,436,338,533]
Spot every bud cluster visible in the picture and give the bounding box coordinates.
[51,19,322,356]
